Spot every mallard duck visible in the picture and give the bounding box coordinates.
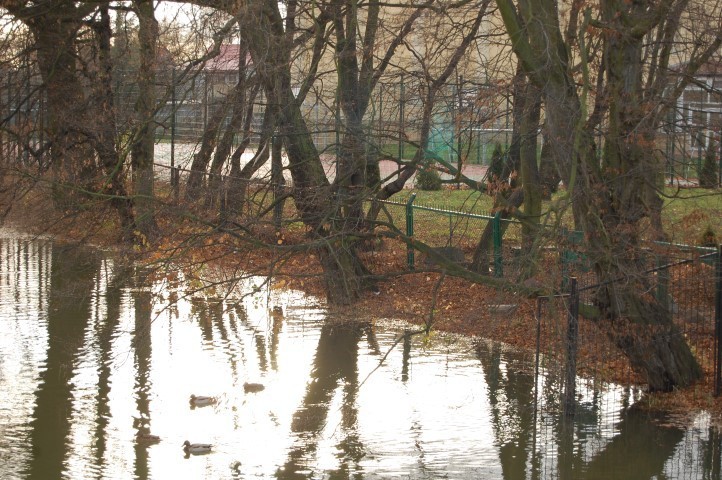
[136,432,161,444]
[183,440,213,454]
[243,382,265,393]
[189,394,217,407]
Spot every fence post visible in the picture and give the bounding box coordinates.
[170,68,179,200]
[714,245,722,397]
[492,212,503,277]
[656,255,670,310]
[272,133,285,228]
[564,277,579,416]
[406,193,417,269]
[398,74,405,161]
[718,140,722,188]
[533,297,544,427]
[171,68,176,172]
[401,330,412,383]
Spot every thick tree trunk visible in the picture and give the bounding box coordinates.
[92,6,136,238]
[185,100,231,202]
[241,0,368,302]
[470,188,524,274]
[494,0,702,390]
[598,289,702,391]
[316,239,374,305]
[538,136,560,200]
[29,8,95,206]
[131,0,159,239]
[518,82,541,253]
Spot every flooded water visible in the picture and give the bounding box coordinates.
[0,229,720,479]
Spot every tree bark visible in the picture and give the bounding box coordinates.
[91,5,136,238]
[131,0,159,239]
[470,188,524,274]
[22,3,96,205]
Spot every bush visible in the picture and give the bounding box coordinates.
[699,141,719,188]
[489,142,505,179]
[700,225,718,248]
[415,166,443,191]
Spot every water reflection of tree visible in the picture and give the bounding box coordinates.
[475,339,691,480]
[574,409,685,480]
[269,306,284,371]
[131,270,154,480]
[277,321,373,479]
[475,341,538,480]
[27,244,100,479]
[700,425,721,479]
[91,260,128,474]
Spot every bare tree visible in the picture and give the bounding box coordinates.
[494,0,722,390]
[0,1,137,237]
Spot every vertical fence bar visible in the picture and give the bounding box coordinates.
[406,193,417,269]
[398,74,405,161]
[203,71,208,130]
[714,245,722,396]
[335,85,340,178]
[378,84,383,157]
[719,139,722,188]
[39,88,45,168]
[493,212,503,277]
[456,75,463,187]
[1,70,8,164]
[401,330,412,383]
[656,255,670,310]
[170,68,179,200]
[272,133,285,228]
[564,277,579,416]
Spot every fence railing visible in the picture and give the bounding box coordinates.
[539,246,722,411]
[377,196,520,276]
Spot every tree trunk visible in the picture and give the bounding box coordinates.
[538,134,560,200]
[598,288,702,391]
[28,6,95,206]
[241,0,368,302]
[494,0,702,390]
[131,0,159,239]
[226,105,274,218]
[470,188,524,274]
[92,5,136,238]
[185,99,231,202]
[206,94,250,209]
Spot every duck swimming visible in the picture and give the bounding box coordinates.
[183,440,212,454]
[243,382,265,393]
[136,432,161,444]
[189,394,217,407]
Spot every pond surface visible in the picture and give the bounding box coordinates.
[0,230,719,479]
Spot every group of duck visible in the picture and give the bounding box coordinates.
[135,382,266,456]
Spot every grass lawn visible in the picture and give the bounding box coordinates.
[374,185,722,248]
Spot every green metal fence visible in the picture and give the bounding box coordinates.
[377,196,522,277]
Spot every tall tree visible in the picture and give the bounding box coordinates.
[494,0,722,390]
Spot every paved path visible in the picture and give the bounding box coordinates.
[154,143,489,188]
[322,158,488,187]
